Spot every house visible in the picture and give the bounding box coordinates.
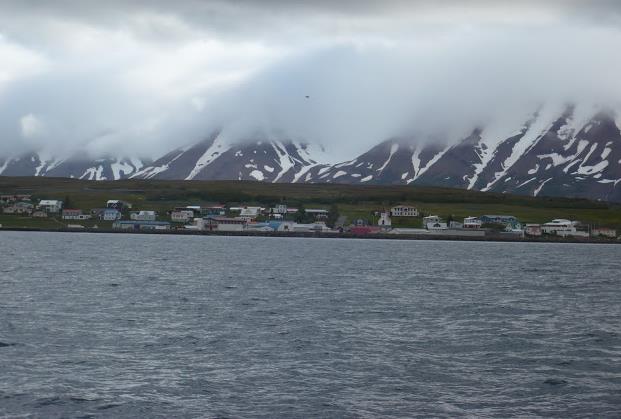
[62,209,91,220]
[201,205,226,216]
[38,199,63,213]
[591,227,617,238]
[423,215,442,225]
[463,217,482,229]
[390,205,419,217]
[271,204,288,215]
[130,210,157,221]
[113,220,170,231]
[100,208,122,221]
[423,215,447,230]
[378,211,392,227]
[106,200,132,210]
[0,195,16,204]
[479,215,521,229]
[200,216,247,231]
[171,210,194,223]
[427,221,448,230]
[0,194,31,204]
[524,224,542,236]
[239,206,262,221]
[305,209,329,220]
[3,201,33,215]
[542,219,588,237]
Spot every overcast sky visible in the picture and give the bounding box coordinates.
[1,1,620,160]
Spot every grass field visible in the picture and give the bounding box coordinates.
[1,176,620,229]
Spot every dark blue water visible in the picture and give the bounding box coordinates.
[0,232,620,418]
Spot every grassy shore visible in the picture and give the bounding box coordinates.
[1,176,620,229]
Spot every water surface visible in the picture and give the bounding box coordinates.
[0,232,620,417]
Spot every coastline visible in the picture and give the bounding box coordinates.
[1,226,619,245]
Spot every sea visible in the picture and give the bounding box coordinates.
[0,231,620,418]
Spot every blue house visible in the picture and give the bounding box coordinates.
[100,208,122,221]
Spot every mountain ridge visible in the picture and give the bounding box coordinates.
[1,106,620,202]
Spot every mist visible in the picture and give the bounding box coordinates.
[0,1,620,162]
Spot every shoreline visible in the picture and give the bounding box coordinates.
[1,226,619,245]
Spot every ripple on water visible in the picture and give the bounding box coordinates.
[0,233,619,417]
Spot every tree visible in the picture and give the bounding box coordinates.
[294,205,307,223]
[327,204,339,228]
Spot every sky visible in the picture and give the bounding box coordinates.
[0,0,620,161]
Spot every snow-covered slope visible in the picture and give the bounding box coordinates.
[0,151,147,180]
[131,132,329,183]
[2,106,621,201]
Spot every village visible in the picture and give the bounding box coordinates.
[0,194,619,240]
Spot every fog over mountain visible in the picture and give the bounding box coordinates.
[1,1,621,202]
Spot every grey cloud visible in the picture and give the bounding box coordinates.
[0,1,620,159]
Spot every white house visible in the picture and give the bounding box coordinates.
[591,227,617,238]
[271,204,287,215]
[38,200,63,213]
[378,211,392,227]
[61,209,91,220]
[542,219,588,237]
[171,210,194,223]
[239,206,262,220]
[3,202,33,215]
[130,210,157,221]
[463,216,482,229]
[390,205,419,217]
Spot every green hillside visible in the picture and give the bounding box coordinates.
[1,176,620,228]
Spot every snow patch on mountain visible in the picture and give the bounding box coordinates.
[377,143,398,172]
[482,104,564,191]
[249,170,264,181]
[271,141,295,182]
[185,134,231,180]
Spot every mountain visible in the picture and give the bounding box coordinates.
[1,106,620,201]
[131,131,328,183]
[0,151,148,180]
[297,107,621,202]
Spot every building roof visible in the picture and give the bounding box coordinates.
[39,199,61,205]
